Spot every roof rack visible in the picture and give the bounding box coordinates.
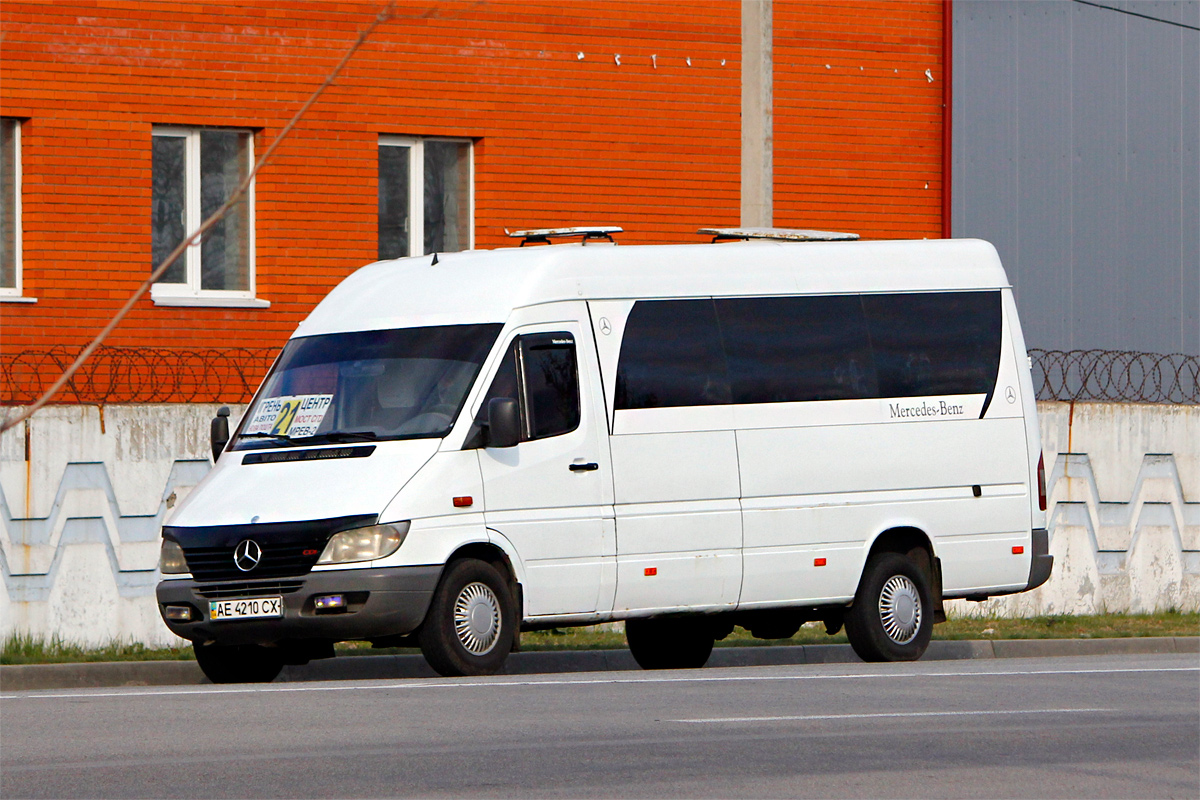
[505,226,623,246]
[698,226,859,243]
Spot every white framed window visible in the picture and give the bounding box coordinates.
[150,126,266,308]
[0,117,33,303]
[378,136,473,260]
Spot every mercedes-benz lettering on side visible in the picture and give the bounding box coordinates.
[157,229,1051,683]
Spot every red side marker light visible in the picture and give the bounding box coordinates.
[1037,453,1047,511]
[1012,545,1024,555]
[453,496,473,508]
[644,567,657,576]
[814,558,827,567]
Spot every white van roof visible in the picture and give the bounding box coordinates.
[295,238,1009,338]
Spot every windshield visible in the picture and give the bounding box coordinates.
[232,324,502,450]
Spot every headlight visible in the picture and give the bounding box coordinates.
[317,522,409,565]
[159,539,189,574]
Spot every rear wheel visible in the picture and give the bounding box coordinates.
[418,559,516,677]
[845,552,933,662]
[193,643,284,684]
[626,618,714,670]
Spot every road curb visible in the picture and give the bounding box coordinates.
[0,660,206,691]
[3,636,1196,692]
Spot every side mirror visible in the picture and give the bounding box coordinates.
[210,406,230,462]
[486,398,520,448]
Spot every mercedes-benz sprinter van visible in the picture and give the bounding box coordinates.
[157,230,1051,682]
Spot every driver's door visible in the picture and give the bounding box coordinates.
[473,311,615,616]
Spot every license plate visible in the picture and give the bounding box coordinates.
[209,596,283,621]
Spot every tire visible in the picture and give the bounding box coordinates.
[625,617,714,670]
[193,643,284,684]
[845,552,933,662]
[418,559,516,677]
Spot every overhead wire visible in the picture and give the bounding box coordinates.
[0,2,399,434]
[1071,0,1200,32]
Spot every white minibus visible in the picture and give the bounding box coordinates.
[157,229,1051,683]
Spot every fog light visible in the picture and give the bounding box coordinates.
[164,605,194,621]
[314,594,346,611]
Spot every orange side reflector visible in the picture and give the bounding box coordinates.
[644,567,657,576]
[453,496,473,508]
[1012,545,1024,555]
[814,558,827,567]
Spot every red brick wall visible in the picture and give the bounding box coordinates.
[774,1,946,238]
[0,0,943,392]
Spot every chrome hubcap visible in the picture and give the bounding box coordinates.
[453,581,501,656]
[878,574,921,645]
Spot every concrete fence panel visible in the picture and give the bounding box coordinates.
[949,401,1199,617]
[1,401,1196,645]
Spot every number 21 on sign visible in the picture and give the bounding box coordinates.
[270,400,300,436]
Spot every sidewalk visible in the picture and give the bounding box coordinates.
[4,636,1196,692]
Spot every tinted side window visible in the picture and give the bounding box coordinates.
[471,333,579,444]
[716,296,877,403]
[520,333,580,439]
[615,299,731,410]
[863,291,1002,397]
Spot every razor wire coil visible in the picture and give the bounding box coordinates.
[1,346,277,406]
[1029,349,1199,404]
[2,346,1198,406]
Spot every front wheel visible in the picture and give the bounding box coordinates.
[193,643,284,684]
[418,559,516,677]
[844,552,933,662]
[626,618,714,670]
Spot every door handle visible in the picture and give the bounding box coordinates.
[569,462,599,472]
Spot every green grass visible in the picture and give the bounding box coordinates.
[4,611,1196,664]
[0,632,195,665]
[933,611,1200,641]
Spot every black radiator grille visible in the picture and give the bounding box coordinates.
[196,580,306,599]
[165,514,377,583]
[184,544,323,582]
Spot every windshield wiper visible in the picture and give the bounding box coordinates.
[296,431,381,444]
[237,431,381,447]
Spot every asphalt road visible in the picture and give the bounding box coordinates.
[2,653,1197,799]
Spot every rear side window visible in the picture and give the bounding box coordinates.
[615,299,730,410]
[612,291,1002,412]
[862,291,1002,398]
[716,296,877,403]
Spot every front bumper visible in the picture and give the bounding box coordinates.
[156,565,442,646]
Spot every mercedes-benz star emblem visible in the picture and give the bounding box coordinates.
[233,539,263,572]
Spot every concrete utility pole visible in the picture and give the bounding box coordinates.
[741,0,773,227]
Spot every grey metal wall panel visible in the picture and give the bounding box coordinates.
[1185,4,1200,351]
[1017,2,1073,348]
[954,0,1199,356]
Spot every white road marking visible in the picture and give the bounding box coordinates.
[3,665,1195,701]
[671,707,1113,723]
